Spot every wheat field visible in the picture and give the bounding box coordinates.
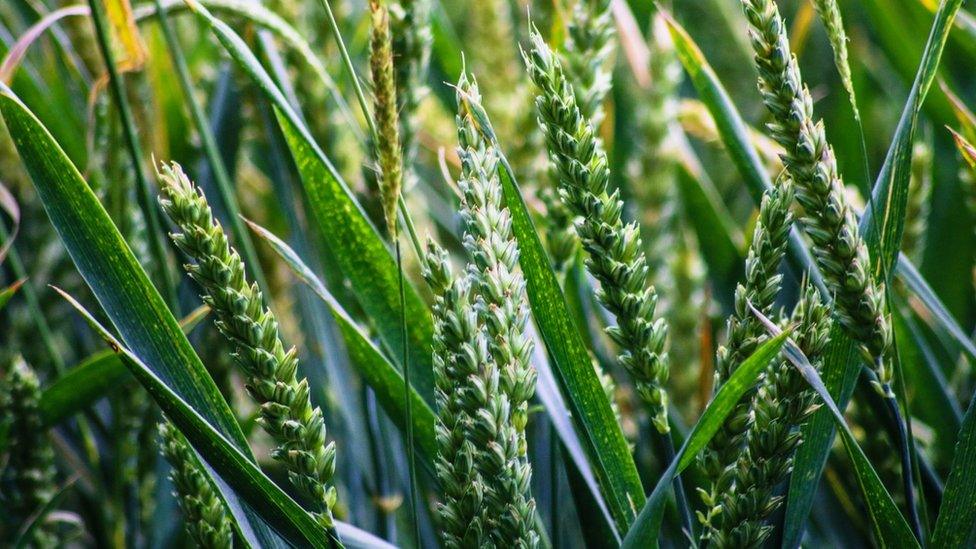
[0,0,974,547]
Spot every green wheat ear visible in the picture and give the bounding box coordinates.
[698,175,795,541]
[739,0,892,394]
[714,282,832,548]
[158,422,234,549]
[369,0,403,238]
[562,0,615,126]
[456,73,538,547]
[524,28,671,434]
[422,240,491,548]
[156,161,339,532]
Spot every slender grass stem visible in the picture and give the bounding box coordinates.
[151,0,270,297]
[884,384,924,542]
[85,0,177,310]
[396,234,421,546]
[653,428,694,539]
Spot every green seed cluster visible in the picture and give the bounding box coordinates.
[456,75,538,547]
[714,283,831,548]
[158,422,234,549]
[698,177,795,539]
[156,162,338,530]
[524,30,671,434]
[369,0,403,238]
[739,0,892,393]
[0,356,58,547]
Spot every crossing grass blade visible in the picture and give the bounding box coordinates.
[0,278,25,310]
[752,309,921,548]
[931,389,976,547]
[38,305,210,428]
[55,288,337,548]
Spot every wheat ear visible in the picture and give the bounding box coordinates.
[524,29,671,433]
[158,422,234,549]
[156,162,339,531]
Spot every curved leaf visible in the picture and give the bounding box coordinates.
[56,289,338,548]
[0,84,287,548]
[39,305,209,427]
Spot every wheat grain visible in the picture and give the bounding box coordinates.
[389,0,431,184]
[0,356,58,547]
[563,0,614,126]
[422,240,491,548]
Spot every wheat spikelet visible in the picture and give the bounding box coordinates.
[739,0,892,394]
[712,283,831,547]
[156,162,339,530]
[456,74,538,547]
[698,176,795,540]
[524,29,671,433]
[369,0,403,238]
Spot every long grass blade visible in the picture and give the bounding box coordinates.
[0,83,286,548]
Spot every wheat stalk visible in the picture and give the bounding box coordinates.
[524,29,671,433]
[156,162,339,531]
[158,422,234,549]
